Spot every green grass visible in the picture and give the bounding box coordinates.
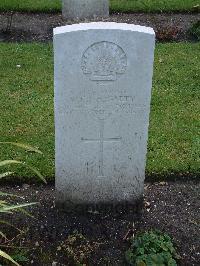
[0,0,199,13]
[0,0,60,13]
[0,42,199,181]
[110,0,200,13]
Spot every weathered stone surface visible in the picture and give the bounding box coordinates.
[54,22,155,206]
[62,0,109,20]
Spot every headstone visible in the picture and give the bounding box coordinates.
[62,0,109,20]
[54,22,155,207]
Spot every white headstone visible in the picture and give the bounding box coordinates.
[54,22,155,207]
[62,0,109,20]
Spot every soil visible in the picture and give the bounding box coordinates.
[1,180,199,266]
[0,12,200,42]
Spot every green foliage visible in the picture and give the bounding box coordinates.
[125,230,179,266]
[188,21,200,41]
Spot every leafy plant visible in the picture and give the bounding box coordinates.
[125,230,179,266]
[0,142,46,265]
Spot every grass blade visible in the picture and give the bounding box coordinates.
[0,210,13,214]
[0,160,21,167]
[0,142,43,154]
[1,202,38,212]
[25,164,47,184]
[0,249,20,266]
[0,172,14,179]
[17,207,35,219]
[0,200,7,205]
[0,220,24,233]
[0,160,46,184]
[0,192,20,198]
[0,231,7,240]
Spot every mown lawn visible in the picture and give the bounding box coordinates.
[0,42,199,181]
[110,0,200,13]
[0,0,199,13]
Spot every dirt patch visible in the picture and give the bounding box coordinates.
[0,12,200,42]
[1,180,199,265]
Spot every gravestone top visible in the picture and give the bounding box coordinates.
[54,22,155,35]
[54,22,155,207]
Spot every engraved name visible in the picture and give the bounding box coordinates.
[69,95,147,118]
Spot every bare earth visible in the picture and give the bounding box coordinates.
[1,181,200,265]
[0,12,200,42]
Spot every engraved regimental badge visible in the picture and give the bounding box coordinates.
[81,41,127,81]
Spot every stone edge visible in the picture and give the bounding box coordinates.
[53,22,155,36]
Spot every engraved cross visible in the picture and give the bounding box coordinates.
[81,119,121,177]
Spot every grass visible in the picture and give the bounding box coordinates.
[0,0,199,13]
[0,0,61,13]
[0,42,199,181]
[110,0,200,13]
[0,43,54,181]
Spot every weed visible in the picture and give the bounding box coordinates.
[125,230,179,266]
[60,231,99,265]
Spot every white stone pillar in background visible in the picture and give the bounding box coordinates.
[62,0,109,20]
